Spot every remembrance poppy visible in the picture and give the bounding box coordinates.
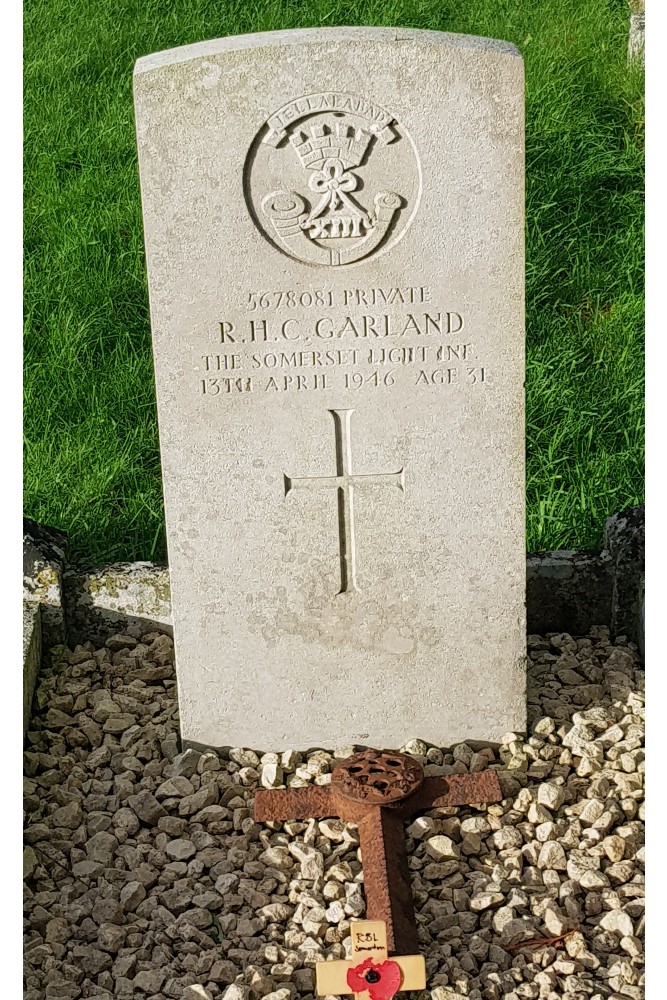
[346,958,402,1000]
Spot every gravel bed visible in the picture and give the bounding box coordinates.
[23,627,644,1000]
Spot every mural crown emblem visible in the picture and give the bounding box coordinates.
[289,122,373,172]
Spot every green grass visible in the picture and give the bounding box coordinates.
[24,0,644,564]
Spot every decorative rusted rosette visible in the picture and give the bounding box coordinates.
[331,749,424,804]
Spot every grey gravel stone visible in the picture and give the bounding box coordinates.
[127,789,166,825]
[169,749,201,778]
[133,968,166,993]
[97,921,127,952]
[165,837,196,860]
[157,775,195,798]
[119,880,146,911]
[50,800,83,829]
[85,831,118,864]
[23,846,38,878]
[91,897,124,925]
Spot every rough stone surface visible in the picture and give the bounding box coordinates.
[23,600,42,736]
[134,27,526,749]
[604,505,644,646]
[23,627,644,1000]
[25,519,645,690]
[22,521,68,736]
[628,12,645,62]
[526,550,613,639]
[23,519,68,637]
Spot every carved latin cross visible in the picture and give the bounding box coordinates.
[284,408,404,594]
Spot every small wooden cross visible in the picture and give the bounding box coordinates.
[254,748,502,954]
[316,920,425,1000]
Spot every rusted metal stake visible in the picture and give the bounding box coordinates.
[254,748,502,955]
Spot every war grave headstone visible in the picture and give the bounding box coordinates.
[134,26,526,752]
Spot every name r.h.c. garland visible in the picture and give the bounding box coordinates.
[218,311,464,345]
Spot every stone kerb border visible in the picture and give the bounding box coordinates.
[628,11,645,63]
[23,507,644,734]
[23,518,68,650]
[604,506,645,652]
[23,519,68,735]
[23,602,41,736]
[63,561,172,647]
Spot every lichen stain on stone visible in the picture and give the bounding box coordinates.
[197,60,222,90]
[25,566,61,606]
[82,568,171,619]
[379,625,415,654]
[87,575,120,600]
[252,581,440,656]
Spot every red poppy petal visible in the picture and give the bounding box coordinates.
[346,959,403,1000]
[347,958,373,994]
[367,960,402,1000]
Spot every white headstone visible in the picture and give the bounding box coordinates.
[134,27,526,750]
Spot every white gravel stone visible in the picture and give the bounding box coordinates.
[543,903,569,935]
[602,834,626,861]
[183,986,214,1000]
[493,826,523,850]
[460,816,491,835]
[289,842,325,880]
[599,909,634,937]
[407,816,437,839]
[425,835,460,860]
[537,840,567,870]
[527,801,552,824]
[259,845,292,869]
[325,900,346,922]
[537,781,565,810]
[261,761,284,788]
[566,849,601,881]
[280,749,300,771]
[344,883,365,916]
[620,934,643,958]
[221,985,250,1000]
[229,747,260,767]
[263,990,292,1000]
[470,891,505,911]
[579,868,609,889]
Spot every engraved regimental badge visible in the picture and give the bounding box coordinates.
[245,93,421,267]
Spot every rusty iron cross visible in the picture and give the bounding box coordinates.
[254,748,503,955]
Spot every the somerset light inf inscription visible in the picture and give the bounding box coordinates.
[246,92,421,267]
